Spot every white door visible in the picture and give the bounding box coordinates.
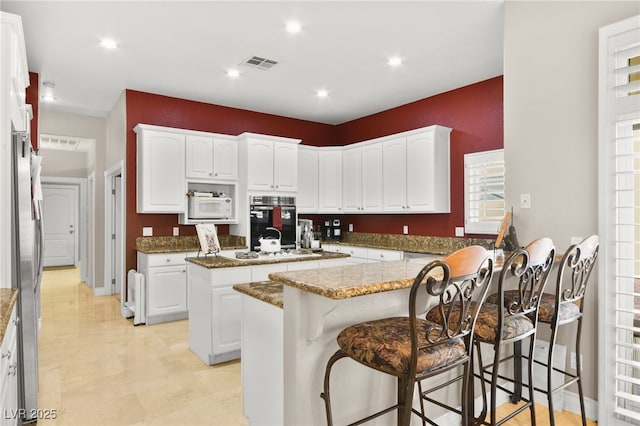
[42,185,78,267]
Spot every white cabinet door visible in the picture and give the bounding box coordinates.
[212,137,238,181]
[136,128,186,213]
[273,142,298,192]
[211,286,242,356]
[0,304,18,426]
[185,135,214,179]
[382,136,408,212]
[247,139,275,191]
[318,149,342,213]
[146,265,187,318]
[406,131,436,211]
[297,146,319,212]
[342,147,362,213]
[361,143,383,212]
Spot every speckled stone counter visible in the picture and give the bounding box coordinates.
[135,235,246,254]
[337,232,495,255]
[0,289,18,344]
[269,260,426,300]
[187,250,349,269]
[233,281,283,308]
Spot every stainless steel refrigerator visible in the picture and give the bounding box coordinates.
[11,130,43,424]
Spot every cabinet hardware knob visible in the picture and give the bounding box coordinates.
[166,259,170,262]
[1,351,11,359]
[8,364,17,376]
[182,270,186,273]
[214,173,218,176]
[13,318,19,326]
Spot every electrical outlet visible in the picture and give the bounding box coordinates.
[455,227,464,237]
[520,193,531,209]
[403,225,409,235]
[142,227,153,237]
[348,223,354,232]
[173,227,179,236]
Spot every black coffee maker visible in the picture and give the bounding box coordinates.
[323,219,342,241]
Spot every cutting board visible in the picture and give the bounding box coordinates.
[495,212,511,248]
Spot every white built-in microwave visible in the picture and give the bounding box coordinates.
[188,196,232,219]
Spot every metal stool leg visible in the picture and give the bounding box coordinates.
[321,349,349,426]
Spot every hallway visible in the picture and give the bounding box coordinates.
[37,267,246,425]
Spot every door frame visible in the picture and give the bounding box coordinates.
[87,172,95,289]
[41,176,87,280]
[103,161,125,299]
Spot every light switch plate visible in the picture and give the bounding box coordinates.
[348,223,354,232]
[520,193,531,209]
[173,227,179,236]
[403,225,409,234]
[142,227,153,237]
[455,227,464,237]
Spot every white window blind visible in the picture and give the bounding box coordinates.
[598,15,640,425]
[464,149,505,234]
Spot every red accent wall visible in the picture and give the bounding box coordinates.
[125,90,336,272]
[26,72,39,150]
[125,77,503,271]
[324,76,504,238]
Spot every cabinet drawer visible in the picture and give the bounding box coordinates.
[146,253,189,267]
[367,248,404,262]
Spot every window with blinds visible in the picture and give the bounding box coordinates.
[598,15,640,425]
[464,149,505,234]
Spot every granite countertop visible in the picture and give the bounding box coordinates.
[135,235,246,254]
[268,260,427,300]
[187,250,350,269]
[233,281,283,308]
[0,289,19,344]
[269,255,505,300]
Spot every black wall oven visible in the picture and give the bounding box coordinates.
[249,196,297,251]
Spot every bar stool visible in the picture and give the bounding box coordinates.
[473,237,556,425]
[320,245,494,426]
[534,235,598,425]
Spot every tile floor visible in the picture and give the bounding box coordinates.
[36,266,593,425]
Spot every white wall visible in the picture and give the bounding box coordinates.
[39,109,106,289]
[39,148,87,177]
[504,0,640,402]
[105,91,126,167]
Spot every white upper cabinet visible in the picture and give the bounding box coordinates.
[186,135,214,179]
[381,136,407,211]
[382,126,451,213]
[297,146,319,213]
[212,137,238,181]
[273,142,298,192]
[342,146,362,212]
[186,135,238,181]
[318,149,342,213]
[135,125,186,213]
[240,134,300,193]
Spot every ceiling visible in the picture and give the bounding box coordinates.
[1,1,504,125]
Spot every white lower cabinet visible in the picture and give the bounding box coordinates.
[188,256,354,366]
[137,252,196,325]
[1,302,18,426]
[322,244,404,263]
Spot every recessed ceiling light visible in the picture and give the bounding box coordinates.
[387,56,402,67]
[285,21,302,34]
[99,38,118,49]
[42,94,56,102]
[226,69,240,78]
[316,89,329,98]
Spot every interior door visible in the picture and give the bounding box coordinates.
[42,184,78,267]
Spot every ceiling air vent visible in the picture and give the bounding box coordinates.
[241,56,279,70]
[40,134,94,152]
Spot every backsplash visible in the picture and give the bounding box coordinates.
[339,232,495,255]
[135,235,246,253]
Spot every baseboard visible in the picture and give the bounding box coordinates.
[434,390,511,425]
[562,390,598,422]
[93,286,111,296]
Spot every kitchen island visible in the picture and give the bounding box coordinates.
[186,250,350,365]
[269,260,433,426]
